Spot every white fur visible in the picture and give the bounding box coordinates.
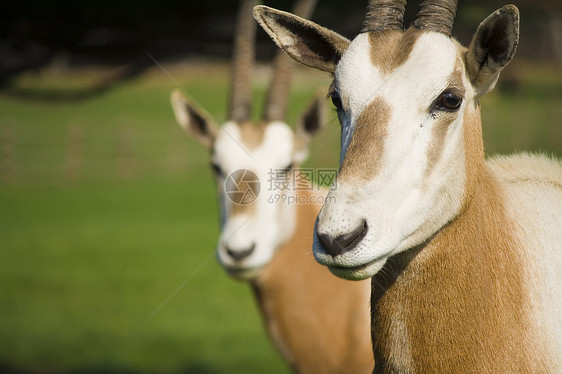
[488,153,562,362]
[335,33,384,162]
[214,121,298,278]
[314,33,470,279]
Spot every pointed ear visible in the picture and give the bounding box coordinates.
[293,90,325,164]
[253,5,350,73]
[170,89,219,148]
[465,5,519,96]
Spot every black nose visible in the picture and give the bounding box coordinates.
[317,220,368,257]
[225,243,256,261]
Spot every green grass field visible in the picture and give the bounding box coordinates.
[0,59,560,373]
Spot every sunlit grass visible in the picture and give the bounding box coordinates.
[0,58,560,373]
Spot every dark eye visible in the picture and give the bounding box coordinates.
[211,161,223,176]
[434,91,463,112]
[331,92,343,112]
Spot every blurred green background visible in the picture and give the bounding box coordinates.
[1,1,561,373]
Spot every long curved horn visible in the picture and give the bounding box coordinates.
[228,0,258,123]
[412,0,458,36]
[263,0,318,122]
[361,0,407,33]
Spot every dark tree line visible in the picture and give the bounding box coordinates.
[1,0,559,99]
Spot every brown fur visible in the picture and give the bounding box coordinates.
[339,98,390,182]
[238,121,267,148]
[371,173,549,372]
[368,28,421,75]
[370,98,552,373]
[254,189,374,374]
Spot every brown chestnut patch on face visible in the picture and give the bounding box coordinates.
[238,121,267,149]
[368,28,423,75]
[339,97,391,182]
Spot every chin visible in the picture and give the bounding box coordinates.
[327,257,386,281]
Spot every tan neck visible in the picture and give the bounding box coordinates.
[252,189,374,374]
[370,165,545,372]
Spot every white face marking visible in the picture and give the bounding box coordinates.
[335,33,384,163]
[213,121,298,279]
[314,32,476,280]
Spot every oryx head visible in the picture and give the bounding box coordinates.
[171,0,323,280]
[254,0,519,280]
